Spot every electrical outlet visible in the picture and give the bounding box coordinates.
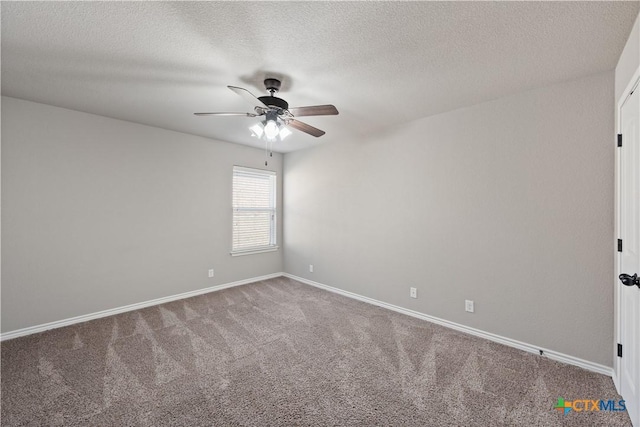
[309,264,314,273]
[208,269,215,278]
[465,300,474,313]
[410,287,417,298]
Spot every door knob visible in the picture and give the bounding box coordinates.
[619,273,640,288]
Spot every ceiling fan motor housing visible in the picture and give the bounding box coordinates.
[258,95,289,110]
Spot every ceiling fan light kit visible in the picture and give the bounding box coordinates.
[195,78,339,163]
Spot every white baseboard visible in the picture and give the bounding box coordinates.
[284,273,614,378]
[2,271,616,379]
[612,367,621,394]
[0,272,285,342]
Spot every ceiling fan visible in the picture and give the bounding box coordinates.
[194,78,339,141]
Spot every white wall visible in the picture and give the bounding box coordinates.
[1,97,283,333]
[284,72,615,366]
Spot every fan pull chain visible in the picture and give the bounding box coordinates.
[264,139,273,166]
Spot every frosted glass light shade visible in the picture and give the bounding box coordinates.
[250,123,264,138]
[263,120,279,140]
[279,127,292,140]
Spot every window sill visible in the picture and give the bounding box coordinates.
[230,246,279,257]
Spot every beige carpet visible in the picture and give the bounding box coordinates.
[1,277,631,426]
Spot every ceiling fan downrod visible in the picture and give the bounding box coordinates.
[264,78,281,96]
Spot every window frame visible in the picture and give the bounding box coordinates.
[230,166,278,256]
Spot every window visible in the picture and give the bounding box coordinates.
[231,166,277,255]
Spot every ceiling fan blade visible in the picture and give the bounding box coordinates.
[287,119,326,137]
[194,112,257,117]
[288,105,339,117]
[228,85,268,112]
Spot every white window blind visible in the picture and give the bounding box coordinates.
[232,166,277,254]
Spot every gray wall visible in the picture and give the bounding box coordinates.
[1,70,617,367]
[1,97,283,333]
[284,72,615,366]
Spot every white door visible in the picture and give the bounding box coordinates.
[619,78,640,427]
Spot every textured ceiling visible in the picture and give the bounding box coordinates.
[2,1,639,153]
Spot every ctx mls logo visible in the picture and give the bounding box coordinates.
[554,398,626,414]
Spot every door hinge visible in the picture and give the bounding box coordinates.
[617,134,622,147]
[618,239,623,252]
[617,343,623,358]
